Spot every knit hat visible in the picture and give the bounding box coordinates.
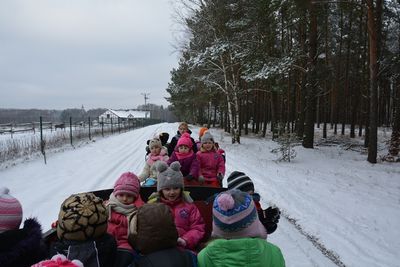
[156,161,184,191]
[0,187,23,232]
[201,131,214,144]
[199,127,208,138]
[177,132,193,148]
[114,172,140,197]
[149,138,162,149]
[227,171,255,193]
[212,189,267,239]
[32,254,83,267]
[57,193,108,241]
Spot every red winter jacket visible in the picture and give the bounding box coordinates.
[107,196,144,251]
[157,197,205,250]
[196,149,225,182]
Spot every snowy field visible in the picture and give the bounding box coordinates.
[0,123,399,267]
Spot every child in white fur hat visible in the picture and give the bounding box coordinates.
[139,137,169,186]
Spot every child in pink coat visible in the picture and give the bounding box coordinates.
[148,161,205,251]
[196,131,225,187]
[167,132,200,185]
[106,172,144,267]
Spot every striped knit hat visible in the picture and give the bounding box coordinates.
[227,171,255,193]
[212,189,267,239]
[0,187,23,232]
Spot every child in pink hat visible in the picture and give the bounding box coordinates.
[106,172,144,267]
[167,132,200,185]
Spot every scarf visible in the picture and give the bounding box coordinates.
[107,193,139,217]
[175,150,194,160]
[146,149,167,165]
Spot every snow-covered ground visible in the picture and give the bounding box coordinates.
[1,123,399,267]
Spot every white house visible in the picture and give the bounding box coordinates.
[98,109,149,123]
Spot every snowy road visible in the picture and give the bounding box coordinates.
[1,123,399,266]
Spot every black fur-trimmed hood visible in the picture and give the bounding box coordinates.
[0,218,47,267]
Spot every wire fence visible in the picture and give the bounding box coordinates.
[0,116,161,164]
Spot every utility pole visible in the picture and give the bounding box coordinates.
[141,93,150,118]
[141,93,150,109]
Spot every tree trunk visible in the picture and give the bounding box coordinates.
[302,0,317,148]
[367,0,378,163]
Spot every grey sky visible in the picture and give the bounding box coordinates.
[0,0,180,110]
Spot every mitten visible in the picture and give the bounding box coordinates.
[177,237,187,247]
[198,175,205,184]
[185,174,194,181]
[217,173,223,186]
[265,206,280,224]
[258,207,281,234]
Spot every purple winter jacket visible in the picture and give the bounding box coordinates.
[167,152,200,178]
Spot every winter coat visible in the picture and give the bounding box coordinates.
[49,233,117,267]
[136,248,197,267]
[197,238,285,267]
[148,194,205,250]
[139,148,169,181]
[168,131,198,156]
[0,218,47,267]
[196,149,225,182]
[128,203,197,267]
[167,151,199,178]
[107,196,144,251]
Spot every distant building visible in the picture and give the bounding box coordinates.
[98,109,149,123]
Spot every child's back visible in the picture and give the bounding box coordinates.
[51,192,116,267]
[0,187,47,267]
[129,203,197,267]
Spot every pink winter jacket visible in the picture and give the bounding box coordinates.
[196,149,225,182]
[159,197,205,250]
[107,196,144,251]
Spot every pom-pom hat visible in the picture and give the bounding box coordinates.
[227,171,255,193]
[212,189,267,239]
[32,254,83,267]
[201,131,214,144]
[0,187,23,232]
[156,161,184,191]
[114,172,140,197]
[177,132,193,149]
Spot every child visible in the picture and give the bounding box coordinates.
[0,187,47,267]
[139,137,169,185]
[107,172,145,267]
[196,127,209,150]
[128,203,197,267]
[197,190,285,267]
[167,132,200,185]
[145,132,170,156]
[148,161,205,251]
[227,171,281,234]
[168,122,197,156]
[196,131,225,187]
[51,192,117,267]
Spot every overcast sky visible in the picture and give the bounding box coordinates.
[0,0,181,110]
